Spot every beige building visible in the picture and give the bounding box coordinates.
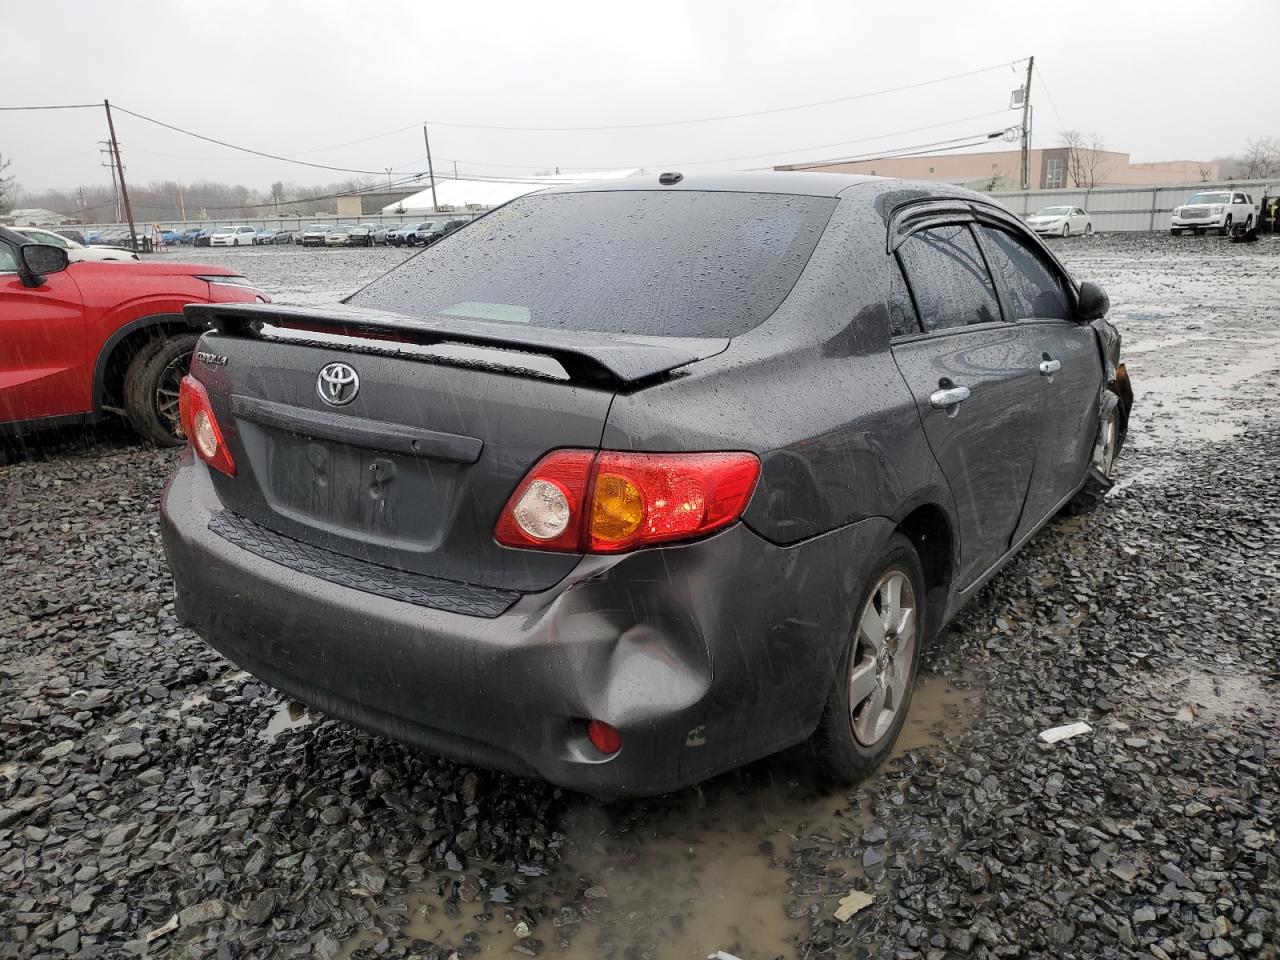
[777,149,1217,190]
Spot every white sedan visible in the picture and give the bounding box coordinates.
[1026,206,1093,238]
[209,225,258,247]
[17,227,139,262]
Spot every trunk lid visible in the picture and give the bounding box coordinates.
[184,302,726,593]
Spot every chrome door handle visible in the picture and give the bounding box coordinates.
[1039,359,1062,375]
[929,386,971,408]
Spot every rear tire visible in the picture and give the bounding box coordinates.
[1061,223,1071,237]
[812,534,925,784]
[1085,223,1094,236]
[123,332,199,446]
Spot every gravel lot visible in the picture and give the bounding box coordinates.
[2,235,1278,960]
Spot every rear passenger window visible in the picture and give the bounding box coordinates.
[888,256,921,337]
[897,224,1002,332]
[977,226,1072,321]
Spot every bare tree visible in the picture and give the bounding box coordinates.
[1060,130,1109,188]
[1196,162,1215,182]
[0,153,14,213]
[1239,137,1280,179]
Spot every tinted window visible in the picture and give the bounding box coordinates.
[348,191,837,338]
[888,255,920,337]
[897,224,1001,332]
[977,226,1072,321]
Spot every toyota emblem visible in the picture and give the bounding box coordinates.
[317,362,360,406]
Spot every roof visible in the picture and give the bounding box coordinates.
[382,169,641,214]
[541,171,883,198]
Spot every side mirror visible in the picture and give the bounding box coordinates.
[19,243,70,287]
[1077,280,1110,320]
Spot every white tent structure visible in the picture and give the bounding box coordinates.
[382,169,641,215]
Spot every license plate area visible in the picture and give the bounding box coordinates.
[250,424,464,553]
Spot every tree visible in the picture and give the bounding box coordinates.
[0,153,14,214]
[1239,137,1280,179]
[1196,162,1215,182]
[1060,130,1109,188]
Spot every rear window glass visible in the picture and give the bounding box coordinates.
[347,191,837,337]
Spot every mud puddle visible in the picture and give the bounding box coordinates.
[1128,663,1280,726]
[261,700,314,742]
[339,670,980,959]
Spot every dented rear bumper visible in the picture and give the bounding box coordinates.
[161,451,887,797]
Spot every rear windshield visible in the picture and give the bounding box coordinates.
[347,190,837,338]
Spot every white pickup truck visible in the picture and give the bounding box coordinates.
[1171,189,1260,236]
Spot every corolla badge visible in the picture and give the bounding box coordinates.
[317,362,360,406]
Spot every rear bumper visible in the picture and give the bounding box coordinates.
[161,452,890,796]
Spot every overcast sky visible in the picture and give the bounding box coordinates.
[5,0,1276,194]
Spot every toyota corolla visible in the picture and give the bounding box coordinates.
[160,172,1132,797]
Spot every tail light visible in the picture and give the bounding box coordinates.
[495,449,759,554]
[178,375,236,476]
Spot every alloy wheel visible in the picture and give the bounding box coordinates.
[155,350,192,439]
[1062,223,1071,237]
[848,569,917,746]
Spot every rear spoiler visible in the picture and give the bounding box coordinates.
[185,302,728,387]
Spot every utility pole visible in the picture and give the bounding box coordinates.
[104,100,139,249]
[99,143,121,221]
[422,123,438,212]
[453,160,458,181]
[1020,56,1034,191]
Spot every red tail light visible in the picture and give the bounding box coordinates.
[494,449,759,554]
[178,375,236,476]
[586,720,622,756]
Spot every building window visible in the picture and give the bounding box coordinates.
[992,163,999,170]
[1045,158,1064,189]
[928,166,935,174]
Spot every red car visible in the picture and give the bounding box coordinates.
[0,226,269,445]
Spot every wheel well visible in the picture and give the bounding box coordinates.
[896,504,954,641]
[97,321,192,411]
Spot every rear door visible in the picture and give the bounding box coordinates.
[0,241,88,424]
[889,219,1045,590]
[975,221,1103,537]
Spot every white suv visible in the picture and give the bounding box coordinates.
[1171,190,1259,236]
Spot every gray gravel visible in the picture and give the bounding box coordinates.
[2,233,1278,960]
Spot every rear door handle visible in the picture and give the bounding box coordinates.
[1039,359,1062,375]
[929,386,971,408]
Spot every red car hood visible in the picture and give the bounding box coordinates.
[67,261,239,278]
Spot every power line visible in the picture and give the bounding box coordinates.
[110,105,406,177]
[0,103,100,111]
[1033,63,1068,136]
[748,130,1013,171]
[422,59,1027,131]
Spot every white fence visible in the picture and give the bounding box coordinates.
[989,179,1279,233]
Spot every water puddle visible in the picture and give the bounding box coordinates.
[1131,665,1279,726]
[260,700,314,742]
[338,670,980,959]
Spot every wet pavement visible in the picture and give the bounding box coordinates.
[1,233,1277,959]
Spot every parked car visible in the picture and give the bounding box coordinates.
[362,223,390,245]
[93,228,131,246]
[325,225,355,247]
[178,228,203,245]
[192,231,213,248]
[254,229,292,245]
[55,229,87,245]
[1170,190,1260,236]
[0,225,269,445]
[413,217,470,246]
[160,173,1132,797]
[159,229,184,245]
[209,225,258,247]
[341,223,380,246]
[1026,206,1092,238]
[300,224,331,247]
[17,227,140,263]
[388,222,433,246]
